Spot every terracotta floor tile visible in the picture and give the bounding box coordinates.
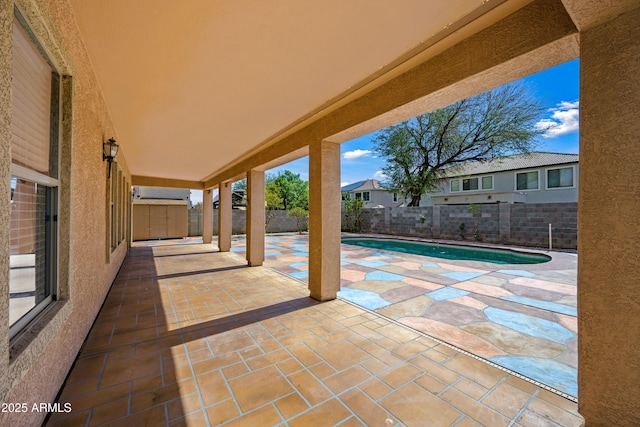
[221,405,283,427]
[167,392,203,420]
[289,398,352,427]
[195,370,232,406]
[482,382,532,418]
[275,393,310,419]
[228,366,294,412]
[204,399,239,426]
[381,383,461,426]
[444,354,507,389]
[359,378,392,400]
[415,372,448,394]
[277,358,305,375]
[169,410,208,427]
[378,363,424,389]
[525,397,583,427]
[340,388,397,426]
[88,398,129,426]
[308,361,337,379]
[46,411,89,427]
[100,351,162,388]
[104,404,166,426]
[441,388,510,427]
[131,378,196,413]
[288,369,334,405]
[454,378,489,401]
[324,366,372,394]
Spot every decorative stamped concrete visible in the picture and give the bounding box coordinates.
[231,233,579,398]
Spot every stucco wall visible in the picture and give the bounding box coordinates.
[0,1,130,425]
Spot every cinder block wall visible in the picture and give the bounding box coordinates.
[189,209,304,236]
[356,203,577,249]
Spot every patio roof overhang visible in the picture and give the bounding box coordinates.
[69,0,578,189]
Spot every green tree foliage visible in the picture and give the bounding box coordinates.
[265,180,283,230]
[374,83,543,206]
[268,170,309,211]
[287,207,309,234]
[343,195,365,232]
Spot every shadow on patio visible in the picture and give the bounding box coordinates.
[46,241,582,426]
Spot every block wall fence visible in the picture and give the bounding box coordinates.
[188,203,577,249]
[358,203,578,249]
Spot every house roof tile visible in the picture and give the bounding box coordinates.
[441,152,579,177]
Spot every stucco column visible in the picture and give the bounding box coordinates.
[246,170,265,266]
[218,181,232,252]
[578,6,640,425]
[202,188,213,244]
[308,140,341,301]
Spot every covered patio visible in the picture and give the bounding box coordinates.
[46,241,581,426]
[1,0,639,426]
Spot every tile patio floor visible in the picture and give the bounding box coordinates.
[46,237,583,426]
[231,234,578,399]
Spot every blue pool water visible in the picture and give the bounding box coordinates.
[342,238,550,264]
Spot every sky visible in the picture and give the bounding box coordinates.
[191,59,579,204]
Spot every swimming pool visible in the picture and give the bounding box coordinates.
[342,238,550,264]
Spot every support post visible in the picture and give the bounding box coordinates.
[308,140,341,301]
[246,170,265,266]
[218,181,232,252]
[202,188,213,244]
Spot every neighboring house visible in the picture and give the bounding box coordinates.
[132,186,190,240]
[341,179,406,207]
[213,189,246,209]
[426,152,579,205]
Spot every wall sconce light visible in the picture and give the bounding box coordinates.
[103,137,119,177]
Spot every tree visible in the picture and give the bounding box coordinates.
[374,83,544,206]
[269,170,308,211]
[343,195,365,232]
[264,182,283,230]
[287,207,309,234]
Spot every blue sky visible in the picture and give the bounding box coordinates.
[192,59,579,203]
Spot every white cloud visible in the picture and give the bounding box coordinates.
[340,182,350,187]
[536,100,579,138]
[373,170,388,180]
[343,149,372,160]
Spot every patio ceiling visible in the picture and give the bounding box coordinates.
[69,0,534,183]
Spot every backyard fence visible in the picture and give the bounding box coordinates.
[353,202,577,249]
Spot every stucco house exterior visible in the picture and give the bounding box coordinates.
[0,1,638,425]
[341,179,406,207]
[425,152,579,205]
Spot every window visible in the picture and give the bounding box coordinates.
[362,191,370,202]
[9,12,61,337]
[108,164,129,252]
[516,171,539,190]
[354,192,361,200]
[393,192,398,202]
[547,167,574,189]
[451,175,492,192]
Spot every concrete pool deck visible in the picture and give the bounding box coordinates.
[222,233,578,400]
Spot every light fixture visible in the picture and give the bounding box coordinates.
[103,137,119,177]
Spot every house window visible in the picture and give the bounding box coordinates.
[354,192,361,200]
[482,176,493,190]
[109,164,129,252]
[393,192,398,202]
[547,167,574,189]
[516,171,539,190]
[362,191,370,202]
[463,178,479,191]
[9,12,61,337]
[451,175,492,192]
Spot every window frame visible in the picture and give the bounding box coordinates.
[515,169,540,191]
[545,165,576,190]
[450,175,493,193]
[9,9,62,339]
